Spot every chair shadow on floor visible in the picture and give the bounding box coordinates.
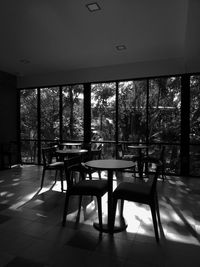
[17,182,63,210]
[17,181,101,229]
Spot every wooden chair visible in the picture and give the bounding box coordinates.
[62,156,108,229]
[41,147,64,191]
[116,144,136,175]
[143,145,166,180]
[82,144,103,180]
[112,164,161,242]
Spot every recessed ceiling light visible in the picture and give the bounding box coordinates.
[116,45,127,51]
[86,2,101,12]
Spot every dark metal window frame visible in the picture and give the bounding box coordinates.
[18,73,199,176]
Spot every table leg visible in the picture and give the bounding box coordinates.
[137,150,144,178]
[93,169,127,233]
[107,169,113,231]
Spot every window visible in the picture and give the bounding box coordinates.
[20,89,38,163]
[19,74,199,176]
[62,85,84,141]
[118,80,147,143]
[40,87,60,140]
[190,75,200,176]
[149,77,181,174]
[91,82,116,158]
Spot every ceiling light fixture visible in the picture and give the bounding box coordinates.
[116,45,127,51]
[86,2,101,12]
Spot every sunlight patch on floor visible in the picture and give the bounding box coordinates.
[0,191,9,196]
[166,231,200,245]
[9,201,27,210]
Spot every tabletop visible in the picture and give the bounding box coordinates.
[84,159,135,171]
[60,142,82,146]
[128,145,148,149]
[56,149,88,155]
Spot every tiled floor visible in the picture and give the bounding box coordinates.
[0,165,200,267]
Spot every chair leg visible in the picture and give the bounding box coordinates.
[78,195,82,215]
[96,197,103,230]
[98,170,101,180]
[62,194,70,226]
[55,170,58,183]
[112,198,118,232]
[155,193,161,224]
[161,165,165,181]
[120,199,124,217]
[133,165,136,178]
[89,171,92,180]
[40,169,45,189]
[150,203,159,242]
[60,169,64,192]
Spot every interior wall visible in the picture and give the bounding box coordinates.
[17,58,186,88]
[0,71,18,143]
[185,0,200,72]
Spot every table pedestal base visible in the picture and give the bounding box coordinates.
[93,215,127,233]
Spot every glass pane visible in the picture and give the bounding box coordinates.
[165,144,180,175]
[91,82,116,159]
[118,80,147,143]
[91,82,116,142]
[190,75,200,176]
[20,89,38,139]
[62,84,84,141]
[149,77,181,143]
[41,87,60,140]
[190,75,200,143]
[20,89,38,163]
[103,142,115,159]
[21,140,38,164]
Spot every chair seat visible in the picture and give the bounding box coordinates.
[113,181,152,202]
[122,154,135,160]
[48,161,64,168]
[69,180,108,196]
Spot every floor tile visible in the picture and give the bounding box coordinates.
[5,256,45,267]
[0,214,11,225]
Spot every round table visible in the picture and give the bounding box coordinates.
[84,159,135,233]
[56,149,88,161]
[59,143,82,149]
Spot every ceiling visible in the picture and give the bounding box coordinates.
[0,0,199,78]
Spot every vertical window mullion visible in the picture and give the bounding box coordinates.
[37,88,41,164]
[84,83,91,148]
[180,74,190,176]
[115,82,119,158]
[146,79,149,145]
[59,86,63,142]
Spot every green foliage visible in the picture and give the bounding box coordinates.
[20,77,183,145]
[20,89,37,139]
[190,75,200,142]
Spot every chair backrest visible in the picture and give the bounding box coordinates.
[64,156,84,189]
[42,147,57,166]
[148,145,165,162]
[48,141,59,148]
[91,144,102,159]
[116,144,124,159]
